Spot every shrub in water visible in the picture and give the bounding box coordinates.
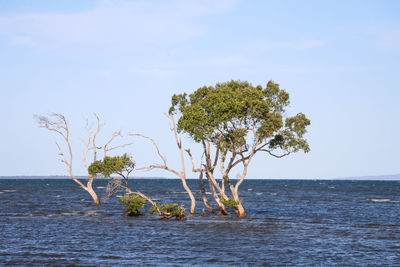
[118,195,146,216]
[221,197,239,209]
[150,203,185,220]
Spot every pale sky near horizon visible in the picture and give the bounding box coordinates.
[0,0,399,179]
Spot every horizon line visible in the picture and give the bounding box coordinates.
[1,173,400,181]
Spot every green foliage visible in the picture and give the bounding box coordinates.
[150,203,185,218]
[88,160,103,176]
[149,204,160,215]
[118,195,146,216]
[160,203,183,216]
[88,153,135,178]
[169,80,310,155]
[221,197,239,208]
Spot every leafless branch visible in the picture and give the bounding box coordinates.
[129,133,167,165]
[35,113,68,139]
[82,123,92,169]
[106,143,134,154]
[92,113,105,161]
[128,133,180,177]
[185,149,203,173]
[164,113,181,149]
[130,115,196,214]
[103,128,134,157]
[212,147,220,172]
[258,149,291,158]
[35,113,89,190]
[234,142,259,192]
[105,178,124,199]
[55,142,68,165]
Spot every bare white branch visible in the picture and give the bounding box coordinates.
[35,113,101,205]
[92,113,106,161]
[185,149,202,173]
[129,133,168,165]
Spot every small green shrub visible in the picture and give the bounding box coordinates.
[160,203,182,216]
[150,203,185,220]
[221,197,238,208]
[118,195,146,216]
[149,204,161,215]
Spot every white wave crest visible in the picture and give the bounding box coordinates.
[368,198,392,202]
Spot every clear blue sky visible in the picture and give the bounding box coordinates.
[0,0,399,178]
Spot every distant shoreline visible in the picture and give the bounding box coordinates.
[1,175,400,180]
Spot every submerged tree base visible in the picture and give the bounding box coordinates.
[150,203,186,220]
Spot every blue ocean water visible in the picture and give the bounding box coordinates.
[0,178,399,266]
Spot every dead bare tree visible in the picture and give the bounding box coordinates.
[129,114,196,215]
[35,113,132,206]
[35,113,102,205]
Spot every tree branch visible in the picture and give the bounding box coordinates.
[129,133,167,165]
[165,113,185,177]
[103,128,122,157]
[35,113,87,190]
[103,128,134,157]
[92,113,105,162]
[82,121,92,169]
[185,149,203,173]
[234,142,258,192]
[129,133,181,177]
[258,149,291,158]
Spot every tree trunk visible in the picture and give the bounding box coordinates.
[231,188,247,218]
[207,175,229,215]
[180,177,196,214]
[72,176,101,206]
[236,202,247,218]
[85,177,101,206]
[199,171,216,215]
[170,115,196,215]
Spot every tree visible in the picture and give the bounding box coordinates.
[129,114,196,215]
[169,80,310,218]
[89,153,135,195]
[90,154,185,219]
[35,113,132,206]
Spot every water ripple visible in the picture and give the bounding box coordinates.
[1,179,399,266]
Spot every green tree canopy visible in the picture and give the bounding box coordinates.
[88,153,135,179]
[169,80,310,156]
[168,80,311,218]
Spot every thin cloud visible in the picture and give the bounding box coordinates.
[87,54,249,79]
[379,29,400,49]
[249,38,325,51]
[0,0,237,53]
[241,65,383,74]
[8,35,38,47]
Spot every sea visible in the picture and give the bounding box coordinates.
[0,178,399,266]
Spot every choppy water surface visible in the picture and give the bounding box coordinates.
[0,179,399,266]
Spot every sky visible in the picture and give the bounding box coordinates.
[0,0,399,179]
